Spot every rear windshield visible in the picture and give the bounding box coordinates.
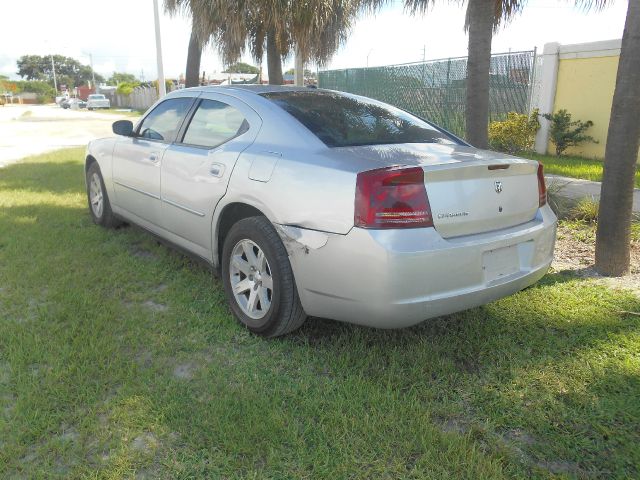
[261,90,458,148]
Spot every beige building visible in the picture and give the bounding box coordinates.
[533,39,639,161]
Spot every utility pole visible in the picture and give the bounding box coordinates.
[152,0,166,97]
[89,53,96,90]
[50,54,58,93]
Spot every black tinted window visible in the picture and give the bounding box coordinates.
[138,97,192,141]
[182,99,249,148]
[261,91,457,148]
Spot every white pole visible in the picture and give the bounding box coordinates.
[89,53,96,90]
[152,0,166,97]
[51,55,58,93]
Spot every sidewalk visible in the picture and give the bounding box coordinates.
[546,174,640,213]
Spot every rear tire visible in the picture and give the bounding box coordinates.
[86,162,120,228]
[221,216,307,337]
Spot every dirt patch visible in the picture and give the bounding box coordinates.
[553,224,640,295]
[502,428,536,446]
[131,247,158,260]
[436,417,469,435]
[58,425,79,443]
[131,432,158,454]
[536,460,582,476]
[173,363,195,380]
[143,300,168,312]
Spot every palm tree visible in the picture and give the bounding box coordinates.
[168,0,378,85]
[595,0,640,276]
[185,20,203,87]
[405,0,524,148]
[164,1,209,87]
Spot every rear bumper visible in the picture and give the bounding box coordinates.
[283,205,557,328]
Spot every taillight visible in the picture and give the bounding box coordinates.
[354,166,434,229]
[537,163,547,207]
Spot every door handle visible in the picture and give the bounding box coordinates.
[148,153,159,162]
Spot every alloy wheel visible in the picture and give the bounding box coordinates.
[229,239,273,320]
[89,172,104,218]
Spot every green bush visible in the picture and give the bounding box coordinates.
[570,196,599,222]
[14,80,56,97]
[488,109,540,154]
[35,94,53,104]
[542,109,597,156]
[116,81,140,95]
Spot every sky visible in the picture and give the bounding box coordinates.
[0,0,628,81]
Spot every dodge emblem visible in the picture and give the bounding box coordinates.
[494,181,503,194]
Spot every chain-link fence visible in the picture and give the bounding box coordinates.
[319,50,536,138]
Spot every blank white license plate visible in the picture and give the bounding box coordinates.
[482,245,520,283]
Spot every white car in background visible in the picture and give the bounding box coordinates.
[86,94,110,110]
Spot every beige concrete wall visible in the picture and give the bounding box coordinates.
[548,40,640,161]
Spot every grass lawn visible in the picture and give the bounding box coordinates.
[1,149,639,478]
[522,153,640,189]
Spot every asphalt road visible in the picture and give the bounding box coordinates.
[0,104,139,168]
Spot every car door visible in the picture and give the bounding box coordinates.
[111,95,195,227]
[160,93,262,254]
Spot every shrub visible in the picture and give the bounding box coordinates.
[570,196,599,222]
[545,177,571,218]
[14,80,56,97]
[35,94,53,104]
[116,82,140,95]
[488,109,540,154]
[542,109,597,156]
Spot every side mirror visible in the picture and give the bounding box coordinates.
[112,120,134,136]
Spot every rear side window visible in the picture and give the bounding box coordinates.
[181,99,249,148]
[261,91,457,148]
[138,97,193,142]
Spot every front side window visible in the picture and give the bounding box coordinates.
[261,91,458,148]
[181,99,249,148]
[138,97,193,142]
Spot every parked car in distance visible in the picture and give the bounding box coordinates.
[85,86,556,337]
[61,97,87,109]
[86,94,110,110]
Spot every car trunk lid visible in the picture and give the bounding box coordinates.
[328,143,540,238]
[423,159,539,238]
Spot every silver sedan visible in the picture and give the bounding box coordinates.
[85,85,556,337]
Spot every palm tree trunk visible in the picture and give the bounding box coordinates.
[185,21,202,88]
[464,0,494,148]
[266,29,284,85]
[595,0,640,276]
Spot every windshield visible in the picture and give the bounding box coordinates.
[89,95,105,100]
[261,90,458,148]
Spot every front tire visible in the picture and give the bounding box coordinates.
[86,162,120,228]
[221,216,306,337]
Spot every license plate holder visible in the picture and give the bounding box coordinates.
[483,245,520,283]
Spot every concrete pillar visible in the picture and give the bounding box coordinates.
[534,42,560,154]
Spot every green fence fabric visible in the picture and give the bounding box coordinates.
[318,50,535,138]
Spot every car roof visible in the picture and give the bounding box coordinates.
[180,84,329,97]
